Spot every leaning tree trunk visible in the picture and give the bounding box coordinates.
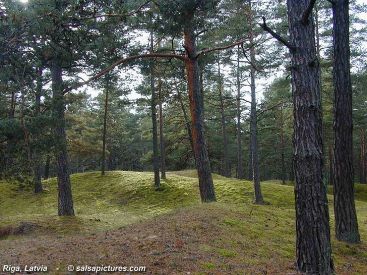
[331,0,360,243]
[150,31,160,190]
[218,60,230,177]
[287,0,333,272]
[158,79,166,180]
[51,58,74,216]
[34,66,43,193]
[236,46,244,179]
[184,20,216,202]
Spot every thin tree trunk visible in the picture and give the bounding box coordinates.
[332,0,360,243]
[360,129,366,184]
[279,105,286,185]
[158,78,166,179]
[150,31,160,189]
[329,145,334,186]
[236,46,244,179]
[184,19,216,202]
[287,0,333,272]
[51,58,74,216]
[177,86,195,158]
[248,141,252,180]
[44,155,50,180]
[217,59,230,177]
[34,67,43,193]
[101,78,109,176]
[248,0,263,204]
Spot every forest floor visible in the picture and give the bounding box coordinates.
[0,171,366,274]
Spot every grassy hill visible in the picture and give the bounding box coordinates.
[0,171,366,274]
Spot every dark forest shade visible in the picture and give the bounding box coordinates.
[331,0,360,243]
[183,17,216,203]
[287,0,333,273]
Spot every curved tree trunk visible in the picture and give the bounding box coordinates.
[184,20,216,202]
[287,0,333,272]
[51,58,74,216]
[331,0,360,243]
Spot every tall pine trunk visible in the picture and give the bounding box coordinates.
[236,46,244,179]
[248,0,263,203]
[34,67,43,193]
[331,0,360,243]
[150,31,160,189]
[158,79,166,180]
[184,20,216,202]
[287,0,333,272]
[218,60,230,177]
[101,79,109,176]
[51,58,74,216]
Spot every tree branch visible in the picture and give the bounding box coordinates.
[196,39,246,58]
[301,0,317,25]
[64,53,186,93]
[240,43,263,72]
[259,17,296,52]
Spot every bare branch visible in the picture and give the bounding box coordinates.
[259,17,296,52]
[64,53,186,93]
[301,0,317,25]
[196,39,246,58]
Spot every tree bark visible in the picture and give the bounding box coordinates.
[217,59,230,177]
[184,20,216,202]
[34,67,43,193]
[51,58,75,216]
[101,78,109,176]
[150,31,160,190]
[331,0,360,243]
[287,0,333,272]
[158,78,166,180]
[236,46,244,179]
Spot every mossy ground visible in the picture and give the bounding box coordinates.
[0,170,366,274]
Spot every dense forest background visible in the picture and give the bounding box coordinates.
[1,0,366,184]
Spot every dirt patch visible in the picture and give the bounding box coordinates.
[0,222,41,238]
